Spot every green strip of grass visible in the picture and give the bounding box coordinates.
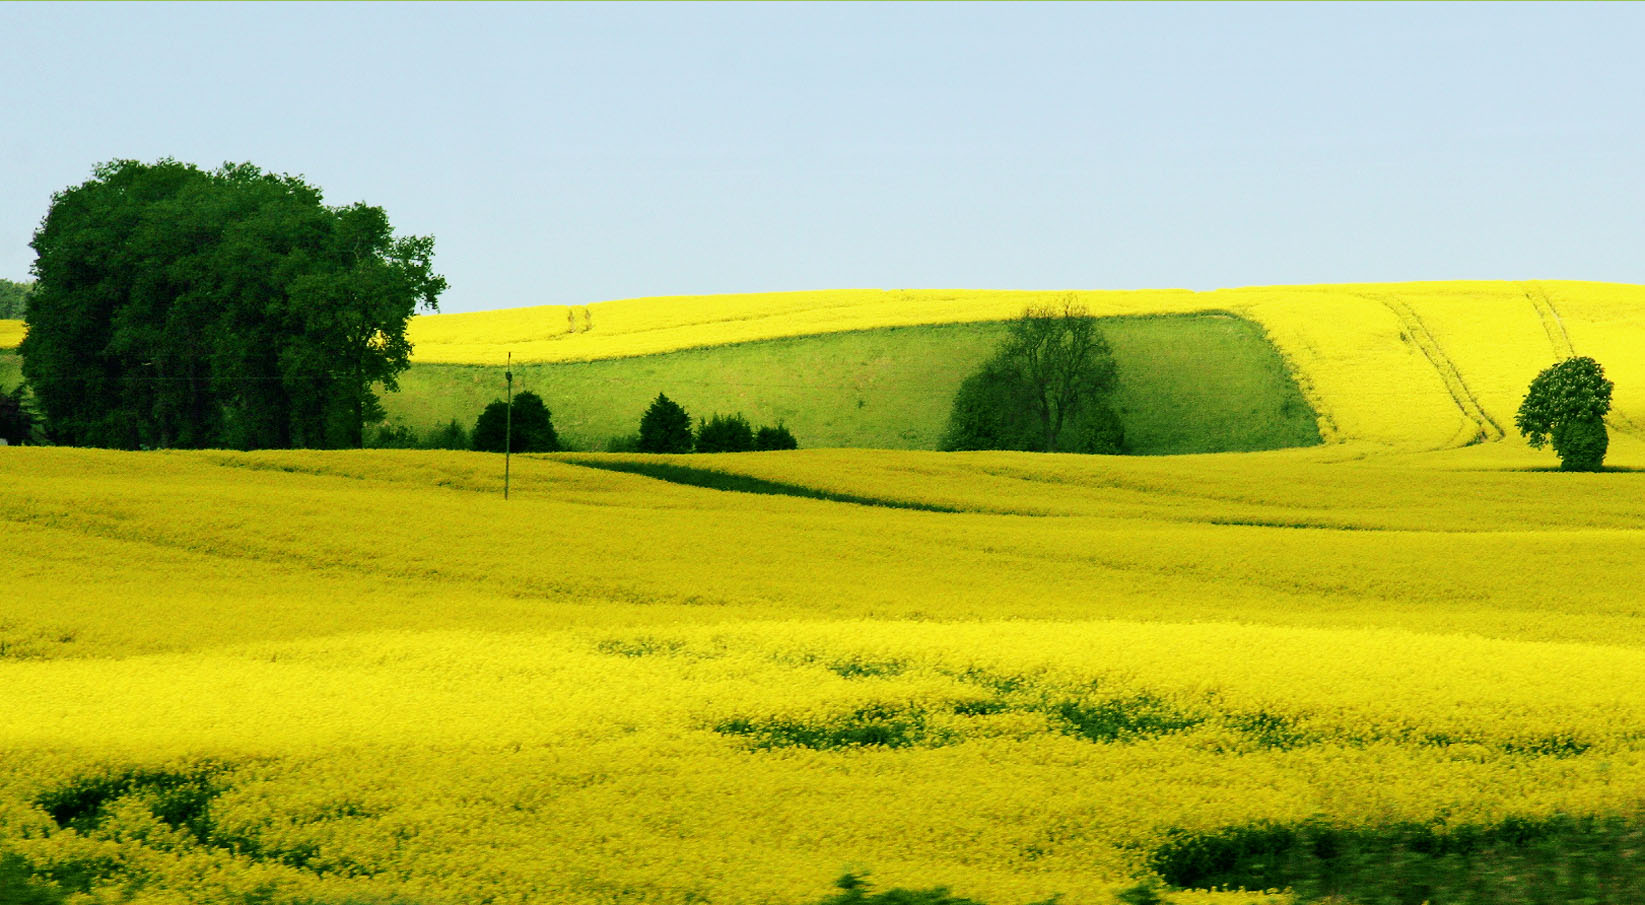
[384,315,1320,453]
[0,349,20,393]
[559,457,965,512]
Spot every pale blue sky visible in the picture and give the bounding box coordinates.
[2,2,1641,313]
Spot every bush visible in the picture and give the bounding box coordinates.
[422,418,469,450]
[1062,403,1124,455]
[637,393,694,453]
[941,362,1043,452]
[472,391,560,453]
[755,423,799,451]
[365,421,420,449]
[696,413,755,453]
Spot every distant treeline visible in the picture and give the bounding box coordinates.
[0,278,31,320]
[366,390,799,454]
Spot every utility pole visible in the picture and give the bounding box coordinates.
[504,351,513,500]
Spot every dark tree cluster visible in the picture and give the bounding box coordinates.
[627,393,796,453]
[472,391,561,453]
[0,386,38,445]
[20,159,444,450]
[942,298,1123,454]
[0,278,31,320]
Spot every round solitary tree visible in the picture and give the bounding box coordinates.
[1514,356,1613,471]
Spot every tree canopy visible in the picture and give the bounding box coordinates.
[20,159,445,449]
[695,413,755,453]
[472,391,560,453]
[0,278,31,320]
[754,423,798,451]
[637,393,694,453]
[942,298,1122,453]
[1515,356,1613,471]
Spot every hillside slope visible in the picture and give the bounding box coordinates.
[10,280,1644,452]
[386,314,1321,453]
[406,280,1645,451]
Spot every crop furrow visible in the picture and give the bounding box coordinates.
[1369,293,1505,445]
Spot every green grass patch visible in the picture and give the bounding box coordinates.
[0,349,20,393]
[384,315,1321,453]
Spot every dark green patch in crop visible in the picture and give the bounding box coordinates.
[1415,729,1594,759]
[1226,710,1311,750]
[0,852,69,904]
[828,657,906,679]
[716,704,952,751]
[595,637,689,658]
[1053,694,1204,743]
[806,872,1062,905]
[1149,814,1645,903]
[28,762,393,893]
[37,765,225,841]
[949,698,1011,716]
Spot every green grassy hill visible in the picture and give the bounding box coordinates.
[383,312,1321,453]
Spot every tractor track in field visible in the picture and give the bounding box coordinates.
[1523,282,1577,359]
[1363,292,1505,445]
[1523,283,1643,438]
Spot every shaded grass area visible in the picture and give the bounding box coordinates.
[385,315,1321,453]
[559,456,968,512]
[1151,814,1645,904]
[0,349,20,393]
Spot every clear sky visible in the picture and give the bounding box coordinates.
[2,2,1640,313]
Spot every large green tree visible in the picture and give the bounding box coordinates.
[941,298,1122,453]
[1515,356,1613,471]
[1003,297,1119,451]
[21,159,445,449]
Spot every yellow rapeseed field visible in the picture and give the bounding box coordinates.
[3,438,1645,904]
[5,282,1645,903]
[0,318,22,350]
